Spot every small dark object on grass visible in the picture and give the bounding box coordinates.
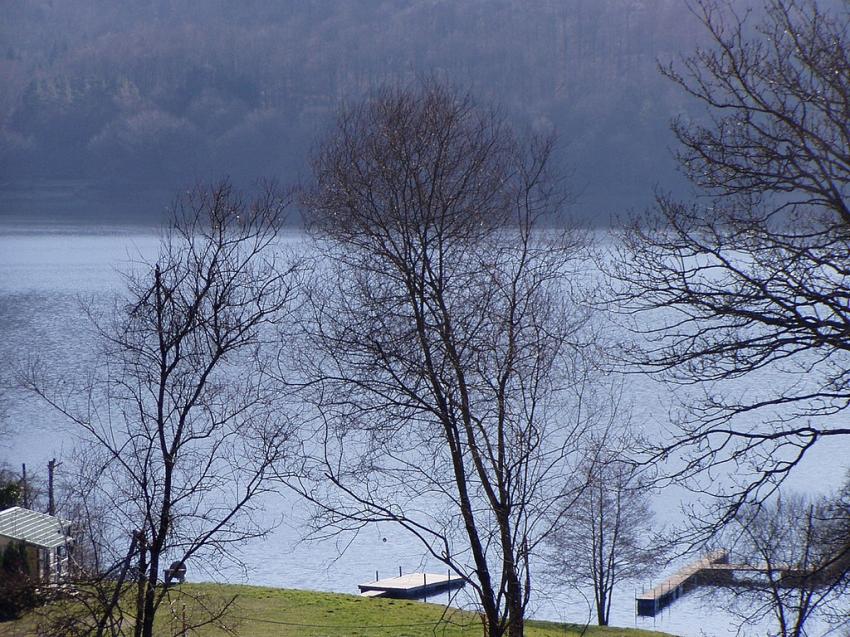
[164,561,186,586]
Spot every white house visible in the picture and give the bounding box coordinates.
[0,507,73,583]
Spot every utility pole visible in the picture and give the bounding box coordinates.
[21,463,28,509]
[47,458,59,516]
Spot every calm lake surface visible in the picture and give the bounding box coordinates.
[1,223,846,637]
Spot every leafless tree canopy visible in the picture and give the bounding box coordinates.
[544,434,660,626]
[607,0,850,528]
[27,182,302,637]
[297,82,604,637]
[0,351,12,442]
[713,493,849,637]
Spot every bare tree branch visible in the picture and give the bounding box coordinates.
[24,180,303,637]
[606,0,850,539]
[293,80,609,637]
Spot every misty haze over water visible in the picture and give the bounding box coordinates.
[0,0,713,224]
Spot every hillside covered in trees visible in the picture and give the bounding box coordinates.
[1,0,712,221]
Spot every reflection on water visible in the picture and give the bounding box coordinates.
[1,227,846,637]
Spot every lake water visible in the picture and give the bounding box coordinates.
[1,224,847,637]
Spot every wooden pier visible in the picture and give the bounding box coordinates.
[699,561,812,587]
[637,549,840,617]
[636,550,729,617]
[358,572,465,600]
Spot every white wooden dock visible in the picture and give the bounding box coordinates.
[358,572,465,599]
[636,550,729,616]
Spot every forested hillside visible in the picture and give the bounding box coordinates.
[1,0,711,221]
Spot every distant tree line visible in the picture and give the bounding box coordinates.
[0,0,708,218]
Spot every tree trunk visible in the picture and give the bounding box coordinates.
[597,594,608,626]
[134,532,147,637]
[507,598,524,637]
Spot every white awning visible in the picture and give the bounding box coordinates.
[0,507,71,549]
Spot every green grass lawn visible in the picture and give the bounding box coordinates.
[0,584,675,637]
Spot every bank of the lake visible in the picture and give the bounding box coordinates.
[0,584,676,637]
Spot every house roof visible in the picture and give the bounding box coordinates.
[0,507,71,549]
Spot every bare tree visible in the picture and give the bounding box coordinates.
[544,433,660,626]
[0,465,24,509]
[0,462,45,512]
[0,358,12,443]
[26,181,302,637]
[713,494,849,637]
[607,0,850,529]
[294,81,603,637]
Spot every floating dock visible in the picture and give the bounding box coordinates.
[358,572,465,599]
[699,561,810,587]
[636,550,729,616]
[637,549,832,617]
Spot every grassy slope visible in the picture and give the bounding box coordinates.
[0,584,675,637]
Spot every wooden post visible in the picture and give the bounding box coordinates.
[21,464,28,508]
[47,458,57,516]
